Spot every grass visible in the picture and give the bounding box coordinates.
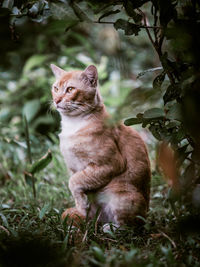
[0,131,200,267]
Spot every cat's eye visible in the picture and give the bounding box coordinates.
[66,87,75,93]
[54,86,59,92]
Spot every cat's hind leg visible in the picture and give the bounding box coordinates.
[99,187,148,228]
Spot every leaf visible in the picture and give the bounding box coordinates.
[2,0,14,10]
[124,117,142,126]
[23,54,48,74]
[0,204,10,209]
[137,67,163,78]
[114,19,140,36]
[29,149,52,174]
[153,72,166,90]
[28,2,40,16]
[158,0,177,27]
[98,9,120,22]
[50,2,76,20]
[22,99,41,122]
[124,1,142,22]
[143,108,165,119]
[149,125,162,140]
[0,212,9,228]
[28,0,50,22]
[39,203,51,219]
[92,246,105,263]
[71,2,92,22]
[12,6,20,15]
[166,103,182,121]
[24,171,36,187]
[163,84,181,104]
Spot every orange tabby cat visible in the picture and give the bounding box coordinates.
[51,64,151,228]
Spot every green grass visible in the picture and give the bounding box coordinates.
[0,134,200,267]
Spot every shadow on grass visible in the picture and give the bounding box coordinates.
[0,230,72,267]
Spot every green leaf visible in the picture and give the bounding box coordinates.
[22,99,41,122]
[92,246,105,263]
[24,172,36,187]
[98,9,120,22]
[163,84,181,104]
[39,203,51,219]
[124,2,142,22]
[71,2,92,22]
[23,54,48,74]
[29,149,52,174]
[149,125,162,140]
[114,19,140,36]
[159,0,177,27]
[166,103,182,121]
[143,108,165,119]
[153,72,166,90]
[124,117,142,126]
[0,212,9,228]
[137,67,163,78]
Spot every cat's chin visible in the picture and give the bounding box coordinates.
[57,107,82,117]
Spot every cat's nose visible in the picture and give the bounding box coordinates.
[55,97,62,104]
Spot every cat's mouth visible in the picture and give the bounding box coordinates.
[56,104,77,114]
[57,105,66,110]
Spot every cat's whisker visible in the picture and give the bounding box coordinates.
[48,101,57,114]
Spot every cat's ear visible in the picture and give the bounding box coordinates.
[82,65,98,86]
[50,64,65,79]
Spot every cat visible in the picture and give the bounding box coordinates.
[50,64,151,229]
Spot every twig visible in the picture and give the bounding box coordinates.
[159,231,177,248]
[93,20,162,29]
[93,234,118,243]
[95,211,101,235]
[82,228,88,243]
[138,8,176,85]
[137,9,156,49]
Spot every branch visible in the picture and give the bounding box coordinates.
[137,8,176,85]
[92,20,162,29]
[137,9,156,52]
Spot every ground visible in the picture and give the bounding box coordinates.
[0,141,200,267]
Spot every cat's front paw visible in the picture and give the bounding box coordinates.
[75,196,89,217]
[68,178,89,216]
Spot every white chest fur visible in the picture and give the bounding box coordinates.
[59,115,89,138]
[59,115,90,172]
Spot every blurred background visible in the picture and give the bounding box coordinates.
[0,0,161,193]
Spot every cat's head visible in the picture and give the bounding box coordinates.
[50,64,102,116]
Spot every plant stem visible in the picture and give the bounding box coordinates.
[24,115,36,198]
[24,115,32,164]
